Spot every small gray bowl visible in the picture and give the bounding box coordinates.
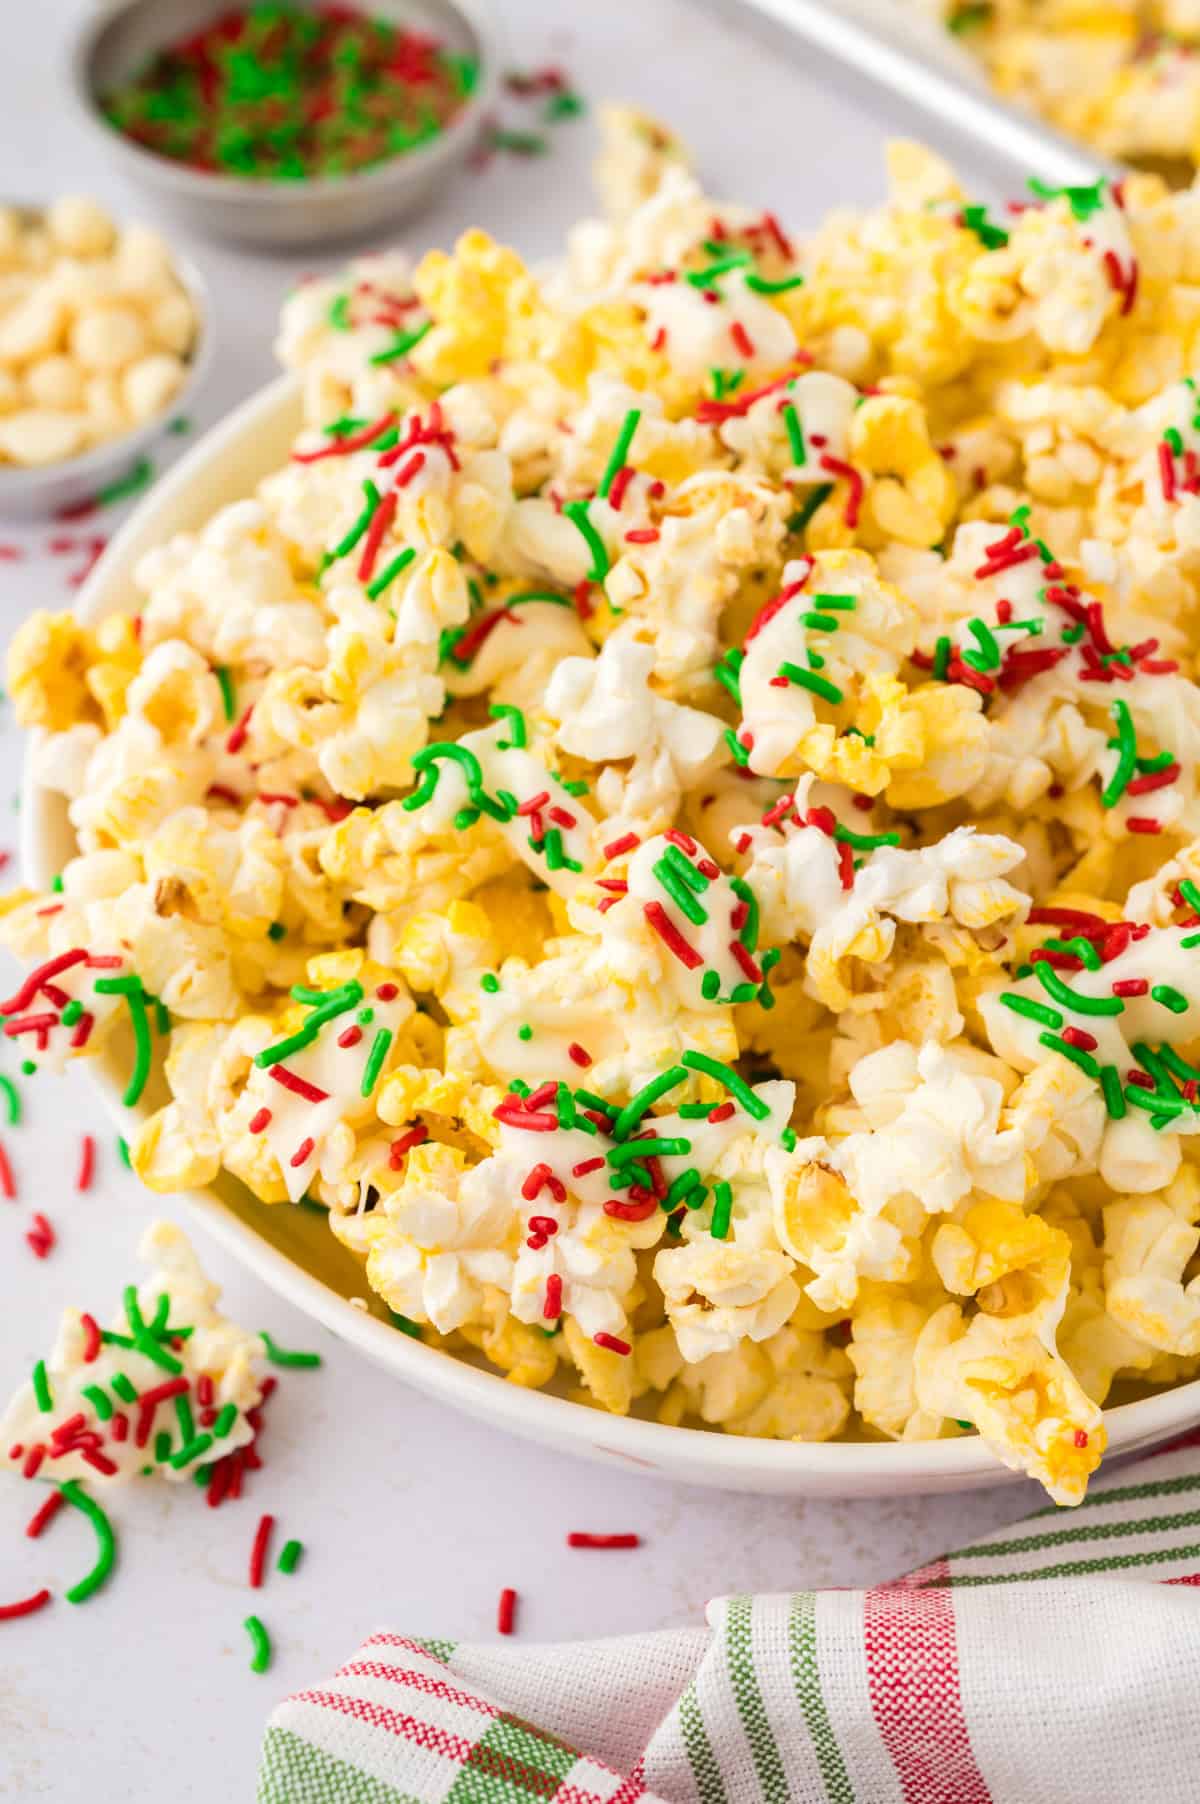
[0,207,212,521]
[69,0,501,250]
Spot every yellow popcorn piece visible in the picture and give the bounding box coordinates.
[8,608,101,730]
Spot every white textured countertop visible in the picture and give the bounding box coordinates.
[0,4,1041,1796]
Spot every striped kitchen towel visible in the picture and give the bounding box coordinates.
[260,1431,1200,1803]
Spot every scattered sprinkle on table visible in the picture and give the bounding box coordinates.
[566,1532,641,1549]
[277,1537,303,1575]
[496,1586,517,1635]
[249,1512,274,1588]
[102,3,478,183]
[244,1612,272,1672]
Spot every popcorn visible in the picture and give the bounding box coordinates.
[14,122,1200,1502]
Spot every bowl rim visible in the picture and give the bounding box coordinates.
[68,0,501,206]
[21,368,1200,1492]
[0,211,213,494]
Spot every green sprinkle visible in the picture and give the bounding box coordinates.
[612,1065,689,1141]
[50,873,64,893]
[390,1312,423,1338]
[681,1050,770,1120]
[97,457,153,510]
[833,823,901,852]
[267,922,287,942]
[360,1027,394,1096]
[117,1137,131,1168]
[1032,964,1125,1016]
[1166,426,1184,457]
[1038,1032,1100,1079]
[369,319,432,365]
[701,970,721,1001]
[212,1402,238,1437]
[964,617,1001,672]
[781,402,806,467]
[563,500,609,583]
[32,1360,52,1414]
[214,665,236,722]
[480,973,500,993]
[488,702,527,750]
[801,611,839,632]
[110,1372,137,1404]
[725,727,750,768]
[556,1083,576,1131]
[948,2,992,30]
[60,1481,116,1605]
[745,272,805,294]
[652,856,708,926]
[154,1429,172,1463]
[366,546,416,600]
[1102,700,1138,809]
[729,874,759,951]
[998,992,1063,1029]
[932,635,951,681]
[245,1614,272,1673]
[329,293,352,331]
[608,1136,691,1164]
[598,409,641,499]
[960,202,1009,249]
[780,1126,797,1151]
[713,653,744,706]
[710,1180,733,1240]
[685,251,751,288]
[1179,879,1200,916]
[787,483,833,534]
[62,1000,83,1029]
[1043,935,1102,971]
[1100,1065,1126,1118]
[777,662,843,705]
[1182,933,1200,951]
[665,1168,703,1208]
[278,1538,303,1575]
[0,1075,19,1126]
[261,1330,322,1370]
[1152,985,1190,1015]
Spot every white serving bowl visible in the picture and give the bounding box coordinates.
[21,375,1200,1494]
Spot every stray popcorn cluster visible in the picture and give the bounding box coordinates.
[12,106,1200,1505]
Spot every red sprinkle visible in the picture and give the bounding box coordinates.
[248,1108,272,1134]
[25,1490,64,1539]
[543,1274,563,1320]
[603,832,640,860]
[624,528,660,544]
[0,1141,15,1201]
[665,829,698,854]
[356,491,397,584]
[269,1066,330,1103]
[567,1532,640,1549]
[1061,1026,1098,1052]
[1112,978,1149,997]
[79,1313,102,1363]
[337,1025,364,1048]
[0,950,88,1016]
[1126,817,1162,834]
[606,465,635,511]
[226,705,254,755]
[730,321,755,358]
[26,1213,53,1259]
[571,1157,604,1178]
[604,1193,659,1222]
[567,1042,592,1068]
[0,1588,52,1621]
[837,840,855,891]
[497,1587,517,1635]
[593,1332,631,1356]
[289,1138,315,1168]
[292,412,397,463]
[75,1135,95,1194]
[249,1512,274,1589]
[644,901,703,970]
[1074,1429,1089,1449]
[522,1163,567,1203]
[389,1125,429,1169]
[392,450,426,488]
[1127,763,1181,796]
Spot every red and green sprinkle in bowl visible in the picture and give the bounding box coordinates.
[69,0,498,247]
[101,3,479,182]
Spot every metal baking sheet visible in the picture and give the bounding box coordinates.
[714,0,1119,187]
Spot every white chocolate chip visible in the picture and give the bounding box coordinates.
[0,408,89,465]
[25,354,84,411]
[122,352,185,423]
[148,291,196,355]
[48,196,116,259]
[0,294,67,364]
[70,305,147,372]
[82,373,128,440]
